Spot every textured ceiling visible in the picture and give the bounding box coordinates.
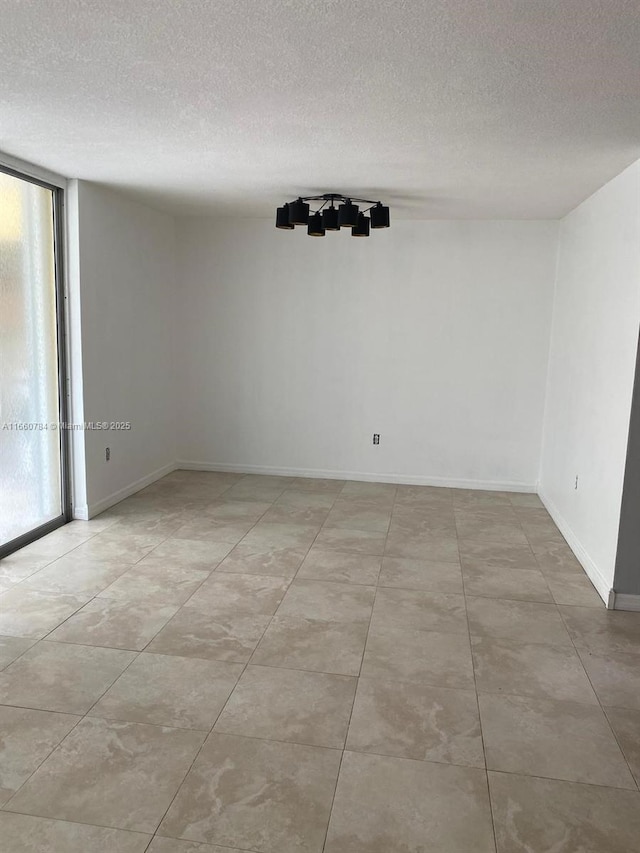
[1,0,639,218]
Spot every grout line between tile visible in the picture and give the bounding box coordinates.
[556,604,640,792]
[131,474,348,842]
[3,472,640,849]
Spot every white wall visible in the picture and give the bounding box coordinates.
[176,218,558,489]
[67,181,177,516]
[539,160,640,602]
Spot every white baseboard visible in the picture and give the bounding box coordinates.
[611,593,640,612]
[537,489,613,608]
[73,461,177,520]
[72,504,90,521]
[175,460,536,493]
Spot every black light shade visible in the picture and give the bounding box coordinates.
[275,204,294,229]
[307,212,326,236]
[322,206,340,231]
[370,203,390,228]
[275,194,389,239]
[352,212,370,237]
[337,200,359,228]
[288,198,310,225]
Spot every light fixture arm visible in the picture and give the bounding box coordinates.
[297,192,382,206]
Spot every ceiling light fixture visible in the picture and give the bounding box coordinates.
[276,193,390,237]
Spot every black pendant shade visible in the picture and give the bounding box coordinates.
[322,206,340,231]
[370,203,390,229]
[275,193,390,238]
[352,212,370,237]
[288,198,310,225]
[307,212,326,236]
[337,201,359,229]
[275,204,294,229]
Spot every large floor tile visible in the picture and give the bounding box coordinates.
[362,623,475,688]
[0,705,80,805]
[159,732,341,853]
[17,526,98,559]
[97,560,209,605]
[454,509,528,545]
[341,481,396,502]
[90,653,242,730]
[202,498,272,521]
[252,615,369,675]
[21,555,130,597]
[452,489,512,510]
[260,504,330,526]
[458,539,538,572]
[142,539,234,570]
[379,556,463,593]
[223,480,292,503]
[187,571,289,616]
[0,635,34,669]
[222,484,291,504]
[462,564,552,602]
[472,636,597,704]
[67,531,162,564]
[560,605,640,655]
[530,540,585,573]
[385,528,459,562]
[346,678,484,766]
[388,508,457,537]
[215,665,356,748]
[314,526,387,556]
[6,717,205,833]
[544,571,602,606]
[297,547,381,585]
[104,510,185,539]
[169,517,254,545]
[0,588,87,639]
[467,597,571,645]
[290,477,345,492]
[517,508,566,545]
[147,605,272,663]
[215,544,308,577]
[0,549,55,584]
[324,751,495,853]
[0,813,150,853]
[274,489,338,510]
[48,598,179,650]
[457,501,520,518]
[323,503,391,533]
[372,588,468,634]
[577,648,640,708]
[604,706,640,785]
[276,579,375,622]
[395,485,452,508]
[100,500,178,523]
[507,492,544,508]
[239,521,319,552]
[489,771,640,853]
[479,693,634,788]
[0,641,136,713]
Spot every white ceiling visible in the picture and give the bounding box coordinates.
[1,0,639,219]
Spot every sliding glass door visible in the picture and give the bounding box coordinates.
[0,167,69,555]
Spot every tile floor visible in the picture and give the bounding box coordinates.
[0,471,639,852]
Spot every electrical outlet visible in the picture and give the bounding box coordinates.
[105,447,111,462]
[373,434,380,445]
